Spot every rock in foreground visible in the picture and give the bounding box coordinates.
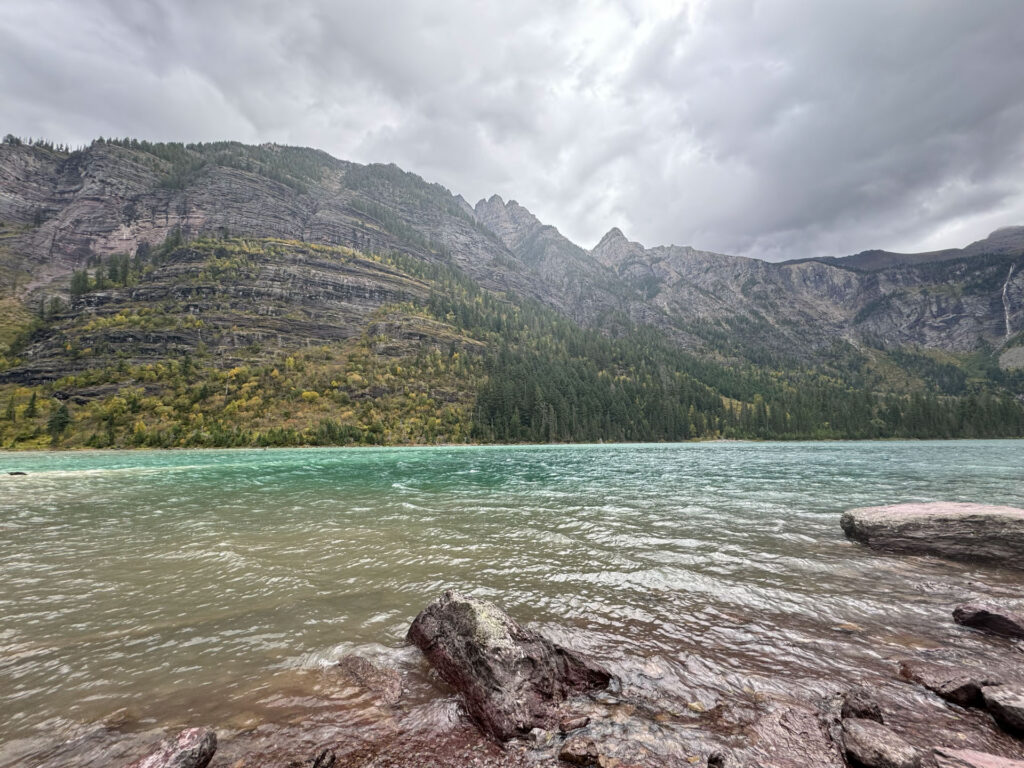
[841,718,920,768]
[933,748,1024,768]
[840,502,1024,567]
[125,727,216,768]
[406,590,611,741]
[982,686,1024,736]
[954,603,1024,639]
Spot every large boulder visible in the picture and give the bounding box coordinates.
[954,604,1024,639]
[840,502,1024,567]
[125,728,216,768]
[406,590,611,741]
[982,686,1024,736]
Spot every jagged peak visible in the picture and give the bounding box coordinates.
[596,227,628,248]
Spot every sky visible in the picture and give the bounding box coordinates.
[3,0,1024,261]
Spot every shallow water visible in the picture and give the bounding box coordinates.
[1,441,1022,757]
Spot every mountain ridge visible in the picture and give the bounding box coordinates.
[1,135,1022,448]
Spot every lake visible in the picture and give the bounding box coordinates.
[1,441,1022,762]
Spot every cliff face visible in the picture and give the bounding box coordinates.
[2,138,1023,379]
[589,225,1024,356]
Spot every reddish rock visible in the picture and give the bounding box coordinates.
[842,685,885,723]
[933,748,1024,768]
[898,660,1003,707]
[841,718,920,768]
[954,604,1024,640]
[406,590,611,741]
[982,686,1024,737]
[559,715,591,733]
[336,654,403,706]
[125,727,216,768]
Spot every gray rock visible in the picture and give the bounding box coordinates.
[124,727,216,768]
[954,604,1024,639]
[406,590,611,741]
[933,748,1024,768]
[898,659,1003,707]
[841,718,920,768]
[840,503,1024,567]
[982,685,1024,736]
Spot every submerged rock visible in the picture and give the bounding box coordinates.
[406,590,611,741]
[898,659,1002,707]
[954,604,1024,639]
[124,727,216,768]
[933,748,1024,768]
[840,502,1024,567]
[982,686,1024,736]
[841,718,920,768]
[336,654,403,706]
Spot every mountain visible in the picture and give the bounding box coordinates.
[591,225,1024,358]
[805,227,1024,271]
[0,135,1022,448]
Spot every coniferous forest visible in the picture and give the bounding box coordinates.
[1,231,1022,449]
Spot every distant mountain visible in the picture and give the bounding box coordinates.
[0,135,1022,448]
[586,222,1024,358]
[797,226,1024,271]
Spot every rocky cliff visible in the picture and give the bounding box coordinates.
[1,136,1023,449]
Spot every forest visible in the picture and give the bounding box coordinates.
[1,232,1022,449]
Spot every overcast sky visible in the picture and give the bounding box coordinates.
[3,0,1024,260]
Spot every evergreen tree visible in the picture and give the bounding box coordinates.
[47,403,70,440]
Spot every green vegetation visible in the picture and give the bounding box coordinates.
[1,234,1022,450]
[99,138,335,192]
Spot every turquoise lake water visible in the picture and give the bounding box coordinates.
[1,441,1022,754]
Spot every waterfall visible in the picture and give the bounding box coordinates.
[1003,264,1016,338]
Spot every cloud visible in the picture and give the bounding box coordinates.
[2,0,1023,260]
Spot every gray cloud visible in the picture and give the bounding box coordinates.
[3,0,1023,260]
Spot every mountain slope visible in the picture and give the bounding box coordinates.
[589,225,1024,358]
[1,136,1023,448]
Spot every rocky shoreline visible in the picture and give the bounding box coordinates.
[20,502,1024,768]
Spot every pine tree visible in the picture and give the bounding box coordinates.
[25,392,38,418]
[47,403,70,440]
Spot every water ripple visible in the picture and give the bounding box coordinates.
[1,441,1022,744]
